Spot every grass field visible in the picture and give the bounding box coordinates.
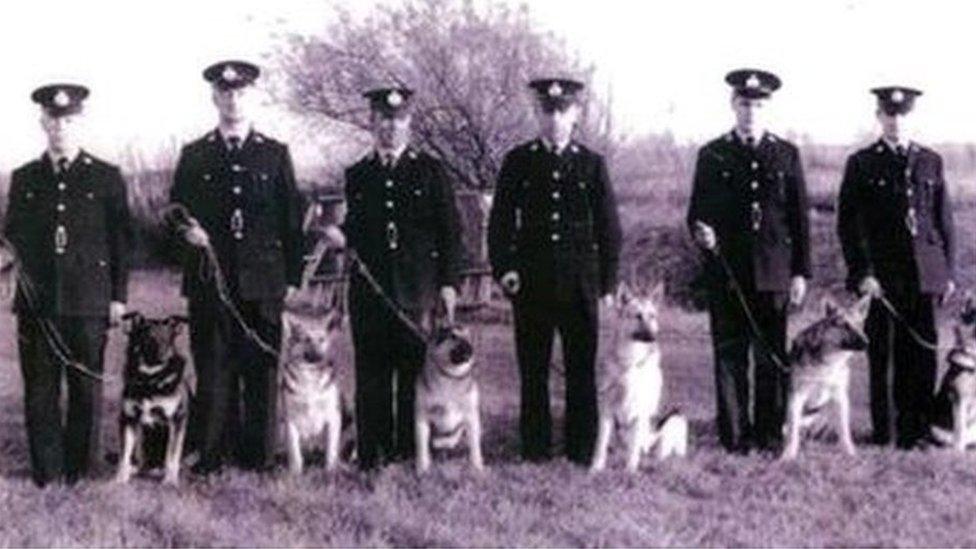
[1,270,975,547]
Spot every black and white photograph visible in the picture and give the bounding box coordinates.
[0,0,974,546]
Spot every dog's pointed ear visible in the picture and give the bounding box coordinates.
[326,310,344,333]
[615,283,633,307]
[961,291,976,325]
[848,294,871,322]
[283,315,303,339]
[121,311,143,333]
[822,297,839,318]
[649,281,665,304]
[167,315,189,335]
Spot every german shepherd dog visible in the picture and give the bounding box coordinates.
[414,324,484,473]
[280,309,345,474]
[591,283,688,473]
[115,312,193,485]
[780,296,871,460]
[930,296,976,451]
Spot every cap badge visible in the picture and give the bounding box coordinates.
[745,74,761,89]
[53,90,70,107]
[387,90,403,107]
[891,89,905,103]
[222,65,239,82]
[548,82,563,97]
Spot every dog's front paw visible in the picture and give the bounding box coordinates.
[113,471,132,485]
[163,473,180,487]
[778,449,799,462]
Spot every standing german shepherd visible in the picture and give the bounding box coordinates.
[780,296,871,460]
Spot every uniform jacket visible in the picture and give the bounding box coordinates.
[837,139,955,294]
[487,138,622,298]
[169,129,304,302]
[4,150,130,317]
[343,147,464,311]
[686,131,811,293]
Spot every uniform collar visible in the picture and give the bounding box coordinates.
[878,136,913,154]
[374,143,415,165]
[217,125,253,150]
[45,147,82,170]
[535,137,579,156]
[729,128,771,147]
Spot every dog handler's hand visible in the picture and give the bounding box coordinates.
[600,293,614,309]
[500,271,521,297]
[858,276,882,299]
[692,220,717,251]
[440,286,457,325]
[789,276,807,307]
[184,224,210,248]
[109,301,126,327]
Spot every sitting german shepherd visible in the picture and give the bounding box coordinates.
[414,324,485,473]
[280,309,346,474]
[930,296,976,451]
[780,296,871,460]
[591,283,688,473]
[115,312,193,485]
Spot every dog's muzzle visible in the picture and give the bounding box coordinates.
[631,329,657,343]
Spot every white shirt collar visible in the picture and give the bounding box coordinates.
[218,125,252,149]
[881,136,910,153]
[375,143,408,164]
[47,148,81,170]
[540,136,571,155]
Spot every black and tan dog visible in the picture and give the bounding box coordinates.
[415,324,484,473]
[780,296,871,460]
[115,312,193,485]
[930,296,976,451]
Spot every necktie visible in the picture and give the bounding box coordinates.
[383,153,394,168]
[745,136,756,148]
[895,144,906,157]
[57,157,69,175]
[228,136,241,152]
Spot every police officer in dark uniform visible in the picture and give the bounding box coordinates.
[488,77,623,464]
[686,69,811,454]
[837,86,956,449]
[4,84,131,485]
[168,60,304,473]
[342,86,464,470]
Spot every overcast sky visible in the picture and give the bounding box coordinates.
[3,0,976,172]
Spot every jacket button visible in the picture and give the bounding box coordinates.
[232,164,243,172]
[57,203,66,212]
[552,170,561,180]
[233,186,242,195]
[551,191,561,200]
[58,182,66,191]
[551,212,560,221]
[389,242,399,250]
[551,233,560,242]
[750,181,759,190]
[906,188,914,197]
[385,200,394,209]
[751,161,759,170]
[234,232,243,240]
[386,180,394,188]
[203,174,212,181]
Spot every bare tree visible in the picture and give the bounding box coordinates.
[269,0,615,190]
